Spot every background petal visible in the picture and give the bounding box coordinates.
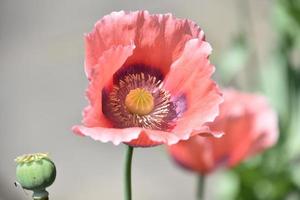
[168,89,279,174]
[168,135,215,174]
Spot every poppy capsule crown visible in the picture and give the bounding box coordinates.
[72,10,223,147]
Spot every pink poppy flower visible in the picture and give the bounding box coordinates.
[72,10,223,147]
[168,89,279,173]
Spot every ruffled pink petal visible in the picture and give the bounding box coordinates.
[125,130,178,147]
[163,39,223,140]
[125,132,163,147]
[143,129,181,145]
[82,44,135,127]
[85,10,204,78]
[73,125,181,147]
[174,82,223,133]
[125,126,222,147]
[164,39,213,94]
[171,92,223,139]
[72,125,141,145]
[85,11,138,77]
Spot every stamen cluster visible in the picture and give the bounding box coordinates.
[106,72,176,130]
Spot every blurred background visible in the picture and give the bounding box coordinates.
[1,0,300,199]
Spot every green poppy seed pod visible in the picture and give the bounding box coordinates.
[15,153,56,200]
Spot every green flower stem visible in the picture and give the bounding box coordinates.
[124,146,134,200]
[197,175,205,200]
[32,189,49,200]
[33,197,48,200]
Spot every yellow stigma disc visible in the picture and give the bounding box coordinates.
[125,88,154,115]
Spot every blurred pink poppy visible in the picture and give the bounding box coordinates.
[168,89,279,173]
[72,10,223,147]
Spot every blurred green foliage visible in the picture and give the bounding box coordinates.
[215,0,300,199]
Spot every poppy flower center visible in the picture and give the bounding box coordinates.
[103,72,178,131]
[102,65,186,131]
[125,88,154,115]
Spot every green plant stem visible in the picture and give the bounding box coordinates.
[124,146,134,200]
[32,190,49,200]
[33,197,48,200]
[197,175,205,200]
